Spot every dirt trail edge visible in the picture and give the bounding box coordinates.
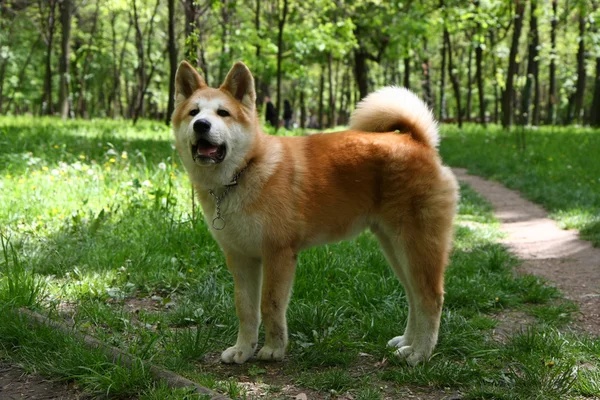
[452,168,600,335]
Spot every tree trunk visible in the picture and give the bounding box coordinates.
[254,0,263,106]
[474,0,486,125]
[300,89,306,129]
[465,44,473,121]
[166,0,177,125]
[520,0,539,126]
[501,0,525,128]
[76,0,100,118]
[403,57,410,89]
[42,0,58,115]
[328,52,335,128]
[439,28,447,120]
[591,57,600,127]
[58,0,72,119]
[546,0,558,124]
[318,65,324,129]
[275,0,289,128]
[568,11,586,124]
[444,29,462,127]
[182,0,209,83]
[421,38,434,110]
[354,50,369,100]
[218,0,233,83]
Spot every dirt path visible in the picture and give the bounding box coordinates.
[453,168,600,334]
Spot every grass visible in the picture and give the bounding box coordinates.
[439,124,600,246]
[0,116,598,399]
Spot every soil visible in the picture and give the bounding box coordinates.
[453,168,600,335]
[0,363,85,400]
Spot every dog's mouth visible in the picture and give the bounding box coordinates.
[191,139,227,164]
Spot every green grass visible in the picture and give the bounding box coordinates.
[440,124,600,246]
[1,117,598,399]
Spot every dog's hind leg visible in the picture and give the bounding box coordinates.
[221,253,262,364]
[373,227,416,350]
[389,202,454,365]
[256,247,297,361]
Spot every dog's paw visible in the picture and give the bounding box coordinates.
[394,345,427,366]
[387,335,411,348]
[256,345,285,361]
[221,344,255,364]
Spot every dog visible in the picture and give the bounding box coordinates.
[171,61,458,366]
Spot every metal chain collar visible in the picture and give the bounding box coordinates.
[207,165,249,230]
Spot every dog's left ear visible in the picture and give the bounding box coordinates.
[220,62,256,109]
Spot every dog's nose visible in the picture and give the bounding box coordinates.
[193,119,211,134]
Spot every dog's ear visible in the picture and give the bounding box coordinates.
[220,62,256,109]
[175,61,206,102]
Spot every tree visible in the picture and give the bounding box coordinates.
[546,0,558,125]
[275,0,289,127]
[166,0,177,125]
[58,0,72,119]
[567,5,587,124]
[520,0,539,126]
[41,0,58,115]
[501,0,525,128]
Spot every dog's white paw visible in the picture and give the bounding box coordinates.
[256,345,285,361]
[387,335,411,348]
[221,344,255,364]
[394,345,427,366]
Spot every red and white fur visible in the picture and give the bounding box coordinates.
[172,61,458,366]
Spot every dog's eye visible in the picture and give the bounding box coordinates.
[189,109,199,117]
[217,109,230,117]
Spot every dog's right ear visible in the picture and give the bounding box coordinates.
[175,61,206,102]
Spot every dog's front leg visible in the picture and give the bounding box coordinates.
[256,247,297,361]
[221,253,262,364]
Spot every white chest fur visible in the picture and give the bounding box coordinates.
[200,191,264,258]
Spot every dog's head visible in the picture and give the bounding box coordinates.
[172,61,258,182]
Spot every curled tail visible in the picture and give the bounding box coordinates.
[349,87,439,148]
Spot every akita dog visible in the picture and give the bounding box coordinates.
[172,61,458,366]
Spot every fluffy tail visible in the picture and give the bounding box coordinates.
[349,86,439,148]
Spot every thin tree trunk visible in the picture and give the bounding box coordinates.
[466,45,473,121]
[591,57,600,127]
[568,11,587,124]
[546,0,558,124]
[520,0,539,126]
[5,37,41,112]
[328,52,335,128]
[501,0,525,128]
[58,0,72,119]
[166,0,177,125]
[318,64,324,129]
[422,38,433,109]
[403,57,410,89]
[76,0,100,118]
[42,0,58,115]
[300,89,306,129]
[444,29,462,127]
[475,15,485,125]
[254,0,263,106]
[275,0,289,128]
[354,50,369,100]
[439,28,447,120]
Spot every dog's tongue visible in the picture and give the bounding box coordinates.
[197,143,219,157]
